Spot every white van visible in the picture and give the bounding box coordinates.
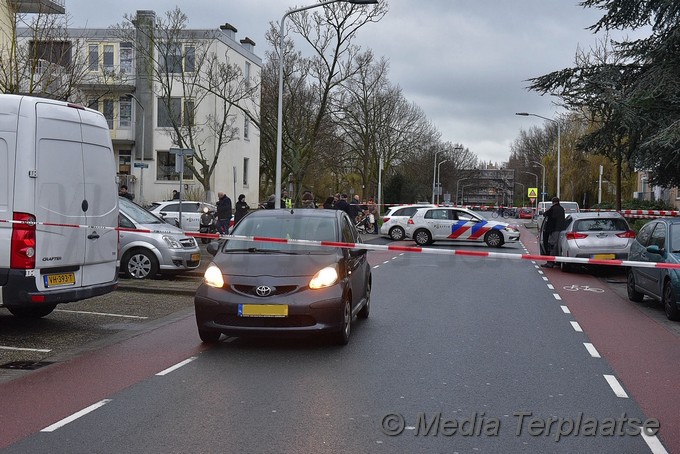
[0,95,119,318]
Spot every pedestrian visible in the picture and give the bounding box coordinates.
[234,194,250,225]
[541,197,565,268]
[119,185,134,200]
[215,192,233,234]
[349,194,362,220]
[265,194,276,209]
[367,198,379,233]
[281,190,293,209]
[335,194,351,216]
[172,189,180,200]
[322,196,335,209]
[301,190,316,208]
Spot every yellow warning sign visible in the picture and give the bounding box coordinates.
[528,188,538,198]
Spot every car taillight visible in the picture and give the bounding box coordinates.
[565,232,588,240]
[408,219,414,225]
[11,212,36,269]
[616,230,637,239]
[382,217,390,223]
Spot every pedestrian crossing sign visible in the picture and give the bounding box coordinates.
[528,188,538,198]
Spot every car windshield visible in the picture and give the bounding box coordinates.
[574,218,628,232]
[119,197,165,224]
[226,215,338,253]
[670,224,680,253]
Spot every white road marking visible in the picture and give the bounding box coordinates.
[56,310,148,319]
[542,276,549,281]
[570,321,583,332]
[641,430,670,454]
[560,306,570,314]
[41,399,112,432]
[553,293,562,301]
[156,357,198,376]
[584,343,601,358]
[0,345,51,353]
[383,261,390,264]
[603,374,629,398]
[372,265,380,269]
[547,284,554,290]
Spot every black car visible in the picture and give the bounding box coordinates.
[194,209,372,345]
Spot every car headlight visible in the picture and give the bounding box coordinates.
[309,265,338,289]
[504,225,519,232]
[162,235,182,249]
[204,264,225,288]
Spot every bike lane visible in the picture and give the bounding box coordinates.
[523,225,680,452]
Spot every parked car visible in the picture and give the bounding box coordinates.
[627,218,680,321]
[404,206,520,247]
[149,200,218,232]
[118,197,201,279]
[194,209,371,345]
[518,208,534,219]
[380,204,434,240]
[554,212,636,272]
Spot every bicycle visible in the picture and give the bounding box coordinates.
[491,208,512,219]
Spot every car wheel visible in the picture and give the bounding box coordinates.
[334,296,352,345]
[122,249,159,279]
[626,269,644,303]
[484,230,504,247]
[6,304,57,319]
[198,327,221,343]
[357,280,371,320]
[662,281,680,321]
[389,226,405,241]
[414,229,432,246]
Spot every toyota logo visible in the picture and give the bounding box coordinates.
[255,286,272,297]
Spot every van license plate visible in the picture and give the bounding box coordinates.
[44,273,76,287]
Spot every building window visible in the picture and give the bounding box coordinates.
[119,97,131,128]
[103,44,114,72]
[118,150,132,175]
[183,99,195,127]
[103,99,114,129]
[244,61,251,87]
[157,98,182,127]
[156,150,194,181]
[120,42,133,74]
[185,46,195,72]
[160,41,183,73]
[243,117,250,140]
[243,158,249,186]
[88,44,98,71]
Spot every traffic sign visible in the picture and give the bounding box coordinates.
[529,197,536,204]
[528,188,538,198]
[133,162,149,168]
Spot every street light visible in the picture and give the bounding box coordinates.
[515,182,525,207]
[515,112,561,198]
[530,160,546,203]
[461,184,474,206]
[436,159,448,204]
[520,170,538,212]
[275,0,378,208]
[431,148,443,204]
[456,178,470,206]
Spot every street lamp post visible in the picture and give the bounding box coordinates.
[275,0,378,209]
[456,178,470,206]
[516,113,561,198]
[431,148,443,204]
[461,184,474,206]
[436,159,448,204]
[530,160,546,203]
[515,182,525,207]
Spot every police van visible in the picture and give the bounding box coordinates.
[0,95,119,318]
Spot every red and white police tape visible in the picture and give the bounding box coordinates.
[3,218,679,270]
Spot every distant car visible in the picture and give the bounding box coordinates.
[380,204,434,240]
[118,197,201,279]
[554,212,636,272]
[194,209,372,345]
[518,208,534,219]
[404,206,520,247]
[627,218,680,321]
[149,200,218,232]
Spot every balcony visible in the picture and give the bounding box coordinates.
[9,0,65,14]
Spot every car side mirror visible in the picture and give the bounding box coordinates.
[646,244,663,255]
[349,248,367,257]
[207,240,223,256]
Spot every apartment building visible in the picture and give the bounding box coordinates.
[11,8,261,206]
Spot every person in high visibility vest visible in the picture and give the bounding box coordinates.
[281,190,293,209]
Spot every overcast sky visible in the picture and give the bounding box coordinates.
[65,0,624,164]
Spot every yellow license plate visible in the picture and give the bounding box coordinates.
[44,272,76,287]
[239,304,288,317]
[191,253,200,261]
[593,254,616,260]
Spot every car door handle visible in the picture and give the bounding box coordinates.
[87,232,100,240]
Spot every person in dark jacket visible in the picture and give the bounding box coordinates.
[234,194,250,225]
[334,194,351,216]
[322,196,335,209]
[541,197,566,268]
[215,192,232,234]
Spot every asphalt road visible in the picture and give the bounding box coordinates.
[0,220,677,452]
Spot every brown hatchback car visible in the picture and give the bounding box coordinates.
[194,209,372,345]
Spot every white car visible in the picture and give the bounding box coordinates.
[380,204,434,240]
[404,207,520,247]
[149,200,217,232]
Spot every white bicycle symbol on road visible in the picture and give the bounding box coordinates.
[563,284,605,293]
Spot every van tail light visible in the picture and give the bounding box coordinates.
[616,230,637,239]
[565,232,588,240]
[11,212,36,269]
[408,219,414,225]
